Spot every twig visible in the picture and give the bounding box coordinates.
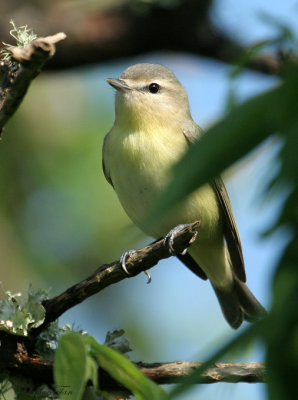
[1,349,266,386]
[0,2,286,76]
[32,221,199,335]
[0,32,66,136]
[18,2,286,76]
[138,361,266,384]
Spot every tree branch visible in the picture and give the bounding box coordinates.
[138,361,266,384]
[1,349,266,387]
[45,2,284,76]
[0,32,66,136]
[0,216,266,391]
[33,221,199,335]
[0,330,266,386]
[0,1,285,76]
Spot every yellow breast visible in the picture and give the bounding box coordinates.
[104,125,221,239]
[105,125,186,222]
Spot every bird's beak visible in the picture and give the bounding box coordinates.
[106,78,131,92]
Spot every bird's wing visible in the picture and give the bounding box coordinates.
[102,134,114,187]
[177,252,208,280]
[212,178,246,282]
[182,120,203,144]
[182,122,246,282]
[173,121,206,280]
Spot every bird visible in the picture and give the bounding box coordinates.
[102,63,266,329]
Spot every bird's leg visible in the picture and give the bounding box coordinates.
[163,224,190,255]
[120,250,151,284]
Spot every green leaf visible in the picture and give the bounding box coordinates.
[54,332,89,400]
[86,355,98,388]
[149,67,298,227]
[86,335,168,400]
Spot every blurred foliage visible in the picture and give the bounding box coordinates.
[0,71,139,296]
[55,332,98,400]
[87,334,168,400]
[54,330,167,400]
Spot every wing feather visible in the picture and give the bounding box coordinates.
[102,133,114,187]
[182,122,246,282]
[212,178,246,282]
[177,252,208,280]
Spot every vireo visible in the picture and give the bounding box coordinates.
[102,63,265,328]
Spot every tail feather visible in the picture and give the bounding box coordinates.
[234,278,266,322]
[212,285,244,329]
[212,279,266,329]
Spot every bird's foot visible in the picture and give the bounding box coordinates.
[144,270,152,284]
[120,250,152,284]
[120,250,136,274]
[163,224,190,255]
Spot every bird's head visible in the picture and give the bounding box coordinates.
[106,63,192,131]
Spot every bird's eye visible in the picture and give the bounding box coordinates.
[148,83,160,93]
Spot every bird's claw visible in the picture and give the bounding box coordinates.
[120,250,152,283]
[163,224,190,255]
[144,270,151,284]
[120,250,136,275]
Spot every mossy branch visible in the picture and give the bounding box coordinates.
[0,31,66,136]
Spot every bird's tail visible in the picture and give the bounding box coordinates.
[212,278,266,329]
